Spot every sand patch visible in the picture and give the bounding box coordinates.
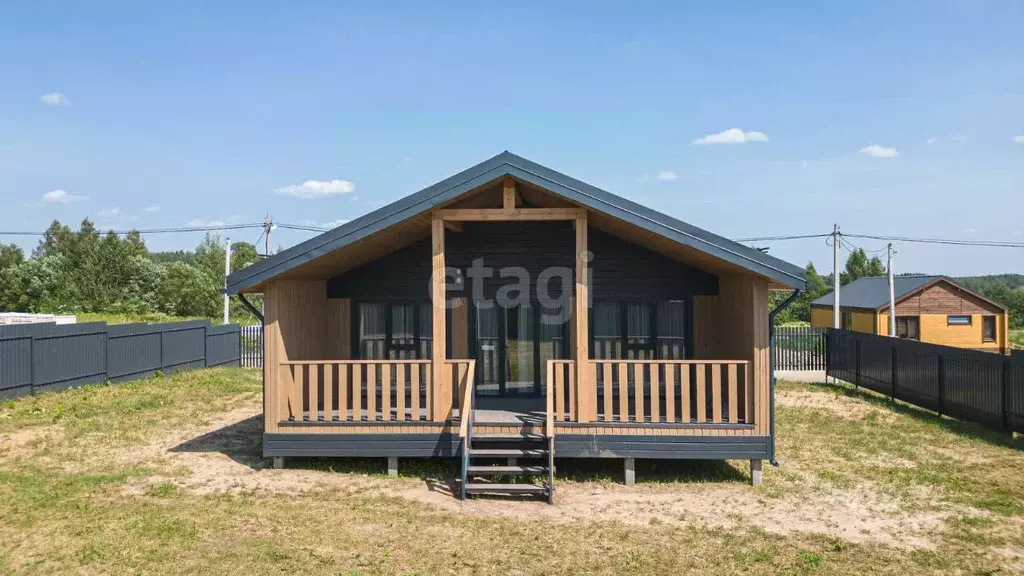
[776,389,884,420]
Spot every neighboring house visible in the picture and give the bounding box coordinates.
[810,275,1010,353]
[226,151,807,501]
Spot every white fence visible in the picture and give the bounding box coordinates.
[0,313,77,326]
[240,325,263,367]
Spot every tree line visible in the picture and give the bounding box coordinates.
[772,248,1024,329]
[0,219,262,321]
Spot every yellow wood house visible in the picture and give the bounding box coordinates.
[810,275,1010,353]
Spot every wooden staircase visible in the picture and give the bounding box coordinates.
[460,430,554,503]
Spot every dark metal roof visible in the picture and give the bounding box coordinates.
[811,275,942,310]
[227,151,807,294]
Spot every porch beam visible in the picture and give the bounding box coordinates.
[443,221,463,233]
[575,212,594,422]
[431,214,449,421]
[439,207,585,221]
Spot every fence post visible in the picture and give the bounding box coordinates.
[854,340,861,390]
[203,325,209,368]
[159,329,165,373]
[937,353,945,417]
[891,346,898,402]
[28,335,35,395]
[1001,358,1010,433]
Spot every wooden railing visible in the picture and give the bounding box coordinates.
[547,359,753,426]
[452,359,476,438]
[547,360,577,435]
[279,360,432,423]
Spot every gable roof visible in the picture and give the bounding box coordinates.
[226,151,807,294]
[811,275,1007,312]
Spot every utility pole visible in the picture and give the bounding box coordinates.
[887,243,896,337]
[262,214,274,257]
[833,223,841,329]
[223,236,231,325]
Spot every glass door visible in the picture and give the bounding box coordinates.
[472,302,546,397]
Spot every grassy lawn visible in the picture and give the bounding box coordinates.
[1011,328,1023,349]
[0,369,1021,574]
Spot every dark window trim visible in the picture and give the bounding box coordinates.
[589,298,693,360]
[895,315,920,341]
[352,300,432,360]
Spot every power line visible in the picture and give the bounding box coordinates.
[734,233,830,242]
[0,223,265,236]
[738,231,1024,249]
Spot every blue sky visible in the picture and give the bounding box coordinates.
[1,1,1021,276]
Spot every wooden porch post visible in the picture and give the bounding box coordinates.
[575,213,594,422]
[431,214,449,421]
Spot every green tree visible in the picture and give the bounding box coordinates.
[0,243,24,273]
[840,248,885,284]
[771,262,830,324]
[158,262,219,318]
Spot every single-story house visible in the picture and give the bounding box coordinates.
[227,151,807,501]
[810,275,1009,353]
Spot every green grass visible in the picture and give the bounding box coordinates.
[1011,328,1023,349]
[0,369,1022,574]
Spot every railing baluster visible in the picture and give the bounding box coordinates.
[410,363,420,421]
[680,364,691,423]
[396,364,407,421]
[695,364,706,423]
[366,364,377,421]
[664,363,675,423]
[617,362,629,422]
[602,363,613,422]
[633,364,644,423]
[711,364,722,424]
[381,363,392,421]
[555,363,565,421]
[323,363,334,422]
[727,363,738,423]
[650,363,660,423]
[338,363,349,422]
[568,363,576,422]
[309,365,320,422]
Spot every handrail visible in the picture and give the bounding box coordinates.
[457,360,476,439]
[280,359,430,365]
[546,360,556,437]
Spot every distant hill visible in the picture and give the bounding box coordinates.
[954,274,1024,293]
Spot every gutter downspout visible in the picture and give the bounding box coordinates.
[768,289,802,467]
[237,293,263,323]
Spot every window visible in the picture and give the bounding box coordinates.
[590,300,688,360]
[357,302,432,360]
[982,315,996,342]
[896,316,919,340]
[947,315,972,326]
[842,312,853,331]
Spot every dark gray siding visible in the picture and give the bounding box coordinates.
[327,224,718,302]
[262,432,768,460]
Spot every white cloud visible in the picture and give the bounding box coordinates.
[859,144,899,158]
[97,207,122,219]
[323,219,350,228]
[1013,135,1024,144]
[926,137,939,145]
[40,92,70,106]
[656,170,679,181]
[143,205,160,212]
[274,178,355,199]
[41,188,87,204]
[692,128,769,145]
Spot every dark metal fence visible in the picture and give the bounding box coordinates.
[826,329,1024,434]
[773,326,827,370]
[0,320,241,400]
[240,325,263,368]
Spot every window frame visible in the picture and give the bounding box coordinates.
[842,311,853,331]
[947,315,972,326]
[352,300,433,360]
[895,315,920,340]
[589,299,692,361]
[981,315,997,342]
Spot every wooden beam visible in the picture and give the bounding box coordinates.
[440,208,584,222]
[443,221,463,233]
[503,178,516,211]
[431,215,449,421]
[575,213,593,422]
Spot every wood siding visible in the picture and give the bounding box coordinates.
[895,281,1004,316]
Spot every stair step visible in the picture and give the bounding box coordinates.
[467,465,547,475]
[469,448,548,458]
[464,482,549,495]
[471,433,546,441]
